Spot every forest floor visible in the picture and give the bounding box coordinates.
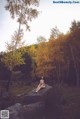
[46,85,80,119]
[0,84,80,119]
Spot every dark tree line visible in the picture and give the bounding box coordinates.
[34,20,80,86]
[0,20,80,93]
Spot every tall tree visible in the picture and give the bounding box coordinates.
[6,27,24,52]
[3,0,40,71]
[50,26,61,39]
[2,26,25,71]
[37,36,46,44]
[67,20,80,86]
[5,0,39,31]
[2,27,25,91]
[35,42,50,78]
[0,53,11,92]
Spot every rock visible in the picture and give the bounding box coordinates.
[5,103,23,119]
[3,102,45,119]
[23,102,45,119]
[24,84,52,104]
[29,84,52,95]
[20,84,52,105]
[2,84,53,119]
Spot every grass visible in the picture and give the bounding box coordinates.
[9,83,38,96]
[0,82,38,96]
[0,83,38,110]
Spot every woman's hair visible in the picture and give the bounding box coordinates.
[41,76,44,79]
[40,79,45,84]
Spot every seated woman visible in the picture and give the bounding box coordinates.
[36,77,46,92]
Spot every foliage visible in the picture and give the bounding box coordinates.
[2,27,25,71]
[6,28,24,52]
[5,0,39,30]
[2,51,24,71]
[34,21,80,86]
[1,20,80,87]
[35,42,50,78]
[35,36,66,84]
[37,36,46,44]
[50,26,62,39]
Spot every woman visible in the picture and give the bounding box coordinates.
[36,77,45,92]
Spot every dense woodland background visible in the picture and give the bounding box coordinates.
[0,21,80,89]
[0,0,80,92]
[0,20,80,92]
[0,20,80,119]
[0,1,80,118]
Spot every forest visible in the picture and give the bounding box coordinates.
[0,20,80,91]
[0,20,80,119]
[0,0,80,119]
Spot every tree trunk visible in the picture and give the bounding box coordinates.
[6,68,12,92]
[6,77,11,92]
[69,44,79,87]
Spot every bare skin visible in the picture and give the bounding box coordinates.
[36,79,45,92]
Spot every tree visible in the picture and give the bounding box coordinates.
[70,20,80,32]
[0,53,11,92]
[65,20,80,86]
[6,27,24,52]
[2,25,25,71]
[2,28,25,90]
[35,42,50,78]
[2,51,24,71]
[50,26,61,39]
[37,36,46,44]
[2,47,24,91]
[35,35,66,85]
[3,0,40,69]
[28,45,37,78]
[3,0,40,72]
[5,0,39,31]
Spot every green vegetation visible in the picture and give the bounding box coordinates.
[10,83,37,96]
[0,20,80,91]
[0,1,80,116]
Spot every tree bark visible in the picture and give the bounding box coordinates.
[69,44,79,87]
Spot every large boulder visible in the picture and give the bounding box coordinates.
[2,84,53,119]
[5,103,23,119]
[3,102,45,119]
[22,102,45,119]
[17,84,52,105]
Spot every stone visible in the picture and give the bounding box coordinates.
[3,102,45,119]
[23,102,45,119]
[2,84,53,119]
[18,84,52,105]
[5,103,23,119]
